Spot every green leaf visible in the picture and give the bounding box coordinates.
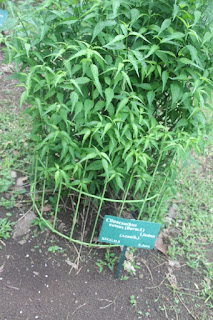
[82,129,91,146]
[92,20,116,41]
[102,159,109,178]
[104,35,126,48]
[79,152,97,163]
[116,97,129,115]
[147,91,155,106]
[171,84,181,105]
[128,53,139,76]
[70,79,83,95]
[20,91,28,109]
[112,0,120,17]
[186,45,202,67]
[84,99,94,120]
[161,32,185,43]
[69,49,87,61]
[105,88,114,109]
[162,71,169,92]
[121,71,133,91]
[115,175,124,191]
[179,58,203,70]
[175,118,188,128]
[102,123,112,139]
[75,77,91,84]
[158,19,171,36]
[90,64,103,97]
[144,45,159,59]
[70,91,79,112]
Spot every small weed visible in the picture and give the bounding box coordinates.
[96,249,117,273]
[130,295,137,307]
[0,218,13,242]
[0,170,14,192]
[31,217,47,236]
[0,196,15,209]
[48,246,64,254]
[120,275,129,281]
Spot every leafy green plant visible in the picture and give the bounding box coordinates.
[31,216,47,235]
[0,170,14,193]
[96,248,117,272]
[48,245,64,253]
[0,217,13,241]
[130,295,137,307]
[0,0,6,9]
[3,0,213,225]
[0,196,15,209]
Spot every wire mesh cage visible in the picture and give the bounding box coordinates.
[31,150,175,248]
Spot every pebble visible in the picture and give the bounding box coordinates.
[138,274,143,279]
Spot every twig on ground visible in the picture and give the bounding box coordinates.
[71,303,87,316]
[98,296,117,310]
[146,276,167,289]
[75,266,83,275]
[17,205,33,222]
[0,239,6,246]
[5,284,20,290]
[163,303,169,319]
[177,293,198,320]
[141,258,155,286]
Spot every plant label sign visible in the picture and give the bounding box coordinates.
[0,10,8,27]
[98,215,161,249]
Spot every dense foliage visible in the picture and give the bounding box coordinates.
[3,0,213,220]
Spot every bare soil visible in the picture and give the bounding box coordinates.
[0,45,212,320]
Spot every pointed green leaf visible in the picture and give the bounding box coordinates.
[92,20,116,41]
[147,91,155,106]
[90,64,103,97]
[121,71,133,91]
[104,35,126,48]
[70,91,78,112]
[162,71,169,92]
[105,88,114,108]
[101,123,112,139]
[116,97,129,115]
[158,19,171,36]
[171,83,181,105]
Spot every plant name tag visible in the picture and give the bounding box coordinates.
[0,10,8,27]
[98,215,161,249]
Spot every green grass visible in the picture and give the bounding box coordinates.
[0,104,32,245]
[0,105,31,174]
[168,149,213,304]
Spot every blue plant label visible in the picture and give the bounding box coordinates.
[0,9,8,27]
[98,215,161,249]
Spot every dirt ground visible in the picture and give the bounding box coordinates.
[0,45,212,320]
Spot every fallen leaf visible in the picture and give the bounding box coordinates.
[13,150,19,156]
[155,231,168,255]
[167,272,177,288]
[12,211,36,239]
[41,206,52,212]
[168,259,180,268]
[65,259,78,269]
[16,176,28,186]
[204,277,211,288]
[123,260,136,274]
[125,250,134,261]
[18,239,27,245]
[10,171,17,179]
[168,205,177,219]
